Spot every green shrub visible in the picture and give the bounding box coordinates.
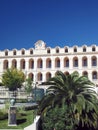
[16,99,28,103]
[0,111,8,120]
[25,105,38,110]
[0,102,10,120]
[5,102,10,109]
[0,82,4,86]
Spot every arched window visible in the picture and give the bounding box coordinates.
[73,57,78,67]
[56,47,59,53]
[82,57,87,67]
[92,71,97,79]
[65,47,68,53]
[37,59,43,68]
[73,47,77,52]
[46,58,51,68]
[12,59,17,68]
[38,73,42,81]
[82,71,88,77]
[55,58,60,68]
[13,50,17,55]
[64,58,69,67]
[47,48,51,53]
[20,59,25,69]
[28,73,34,81]
[3,60,8,69]
[30,49,33,54]
[83,47,86,52]
[92,46,96,52]
[46,72,51,81]
[29,59,34,69]
[91,56,97,66]
[5,50,8,56]
[21,49,25,55]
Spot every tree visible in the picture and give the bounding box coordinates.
[25,77,33,96]
[2,68,25,91]
[39,71,98,129]
[42,104,76,130]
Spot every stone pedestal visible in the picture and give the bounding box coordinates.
[8,106,17,126]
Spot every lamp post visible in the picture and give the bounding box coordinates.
[34,81,37,103]
[25,70,27,86]
[34,71,37,103]
[35,83,36,102]
[25,70,28,100]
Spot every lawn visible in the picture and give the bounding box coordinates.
[0,109,35,129]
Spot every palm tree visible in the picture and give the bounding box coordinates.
[39,71,98,129]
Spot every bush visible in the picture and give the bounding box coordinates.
[0,102,9,120]
[25,105,38,111]
[0,111,8,120]
[0,82,4,86]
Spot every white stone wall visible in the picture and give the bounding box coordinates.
[0,41,98,86]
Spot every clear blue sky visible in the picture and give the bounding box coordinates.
[0,0,98,50]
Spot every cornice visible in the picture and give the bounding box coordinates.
[0,51,98,59]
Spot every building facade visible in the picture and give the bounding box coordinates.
[0,40,98,90]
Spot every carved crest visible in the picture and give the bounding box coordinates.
[35,40,46,49]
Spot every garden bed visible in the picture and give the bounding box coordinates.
[0,109,35,129]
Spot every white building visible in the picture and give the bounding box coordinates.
[0,40,98,97]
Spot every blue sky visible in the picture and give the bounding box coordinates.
[0,0,98,50]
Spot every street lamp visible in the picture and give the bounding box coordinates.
[34,71,38,103]
[34,82,38,103]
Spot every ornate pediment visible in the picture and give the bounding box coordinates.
[35,40,46,49]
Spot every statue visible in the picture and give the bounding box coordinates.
[10,99,15,106]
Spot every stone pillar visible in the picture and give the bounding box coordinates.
[17,58,21,70]
[60,57,63,69]
[34,58,37,71]
[25,59,29,71]
[69,56,73,70]
[52,57,55,70]
[8,99,17,126]
[8,59,12,68]
[78,56,82,69]
[0,59,3,72]
[43,58,46,70]
[88,55,91,69]
[42,72,46,82]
